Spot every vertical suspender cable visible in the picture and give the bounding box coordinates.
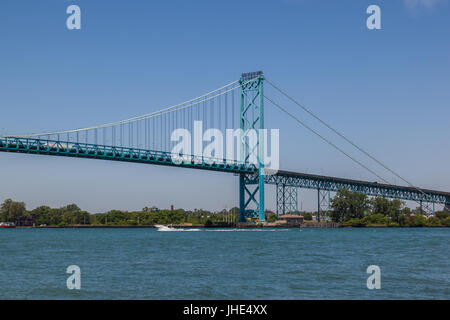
[218,90,222,132]
[137,121,140,149]
[152,117,155,149]
[232,89,235,129]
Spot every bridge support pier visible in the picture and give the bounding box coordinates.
[276,184,298,215]
[317,189,330,222]
[419,201,435,216]
[239,173,265,222]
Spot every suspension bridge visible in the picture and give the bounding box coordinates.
[1,71,449,222]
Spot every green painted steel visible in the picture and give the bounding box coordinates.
[276,184,298,215]
[317,189,330,222]
[0,137,256,174]
[265,170,450,207]
[238,72,266,222]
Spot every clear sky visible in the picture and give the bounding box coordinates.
[0,0,449,212]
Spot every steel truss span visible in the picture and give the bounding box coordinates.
[0,137,256,174]
[265,170,450,206]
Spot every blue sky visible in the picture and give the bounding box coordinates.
[0,0,449,212]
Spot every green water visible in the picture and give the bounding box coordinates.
[0,227,448,299]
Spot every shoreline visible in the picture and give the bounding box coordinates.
[11,223,449,229]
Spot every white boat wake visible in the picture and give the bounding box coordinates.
[206,229,291,232]
[155,225,200,232]
[155,225,291,232]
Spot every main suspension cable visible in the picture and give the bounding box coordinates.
[266,78,430,200]
[12,79,254,138]
[264,95,390,184]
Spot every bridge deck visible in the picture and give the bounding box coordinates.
[1,136,449,205]
[0,137,256,174]
[266,170,450,205]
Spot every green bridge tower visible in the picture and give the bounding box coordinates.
[239,71,266,223]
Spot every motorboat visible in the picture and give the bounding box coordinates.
[154,224,177,231]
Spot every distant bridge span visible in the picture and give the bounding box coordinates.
[267,170,450,210]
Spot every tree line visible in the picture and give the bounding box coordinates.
[0,199,239,227]
[1,191,449,227]
[327,189,450,227]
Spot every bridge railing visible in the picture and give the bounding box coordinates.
[0,137,257,174]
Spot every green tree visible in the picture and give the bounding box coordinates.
[426,217,442,226]
[369,197,404,224]
[395,207,411,226]
[408,214,427,227]
[363,213,388,225]
[371,197,391,216]
[1,199,26,222]
[435,211,449,221]
[330,189,369,222]
[388,199,404,222]
[31,206,54,225]
[443,217,450,226]
[62,204,81,213]
[341,218,366,227]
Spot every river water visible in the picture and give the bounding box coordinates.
[0,228,448,299]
